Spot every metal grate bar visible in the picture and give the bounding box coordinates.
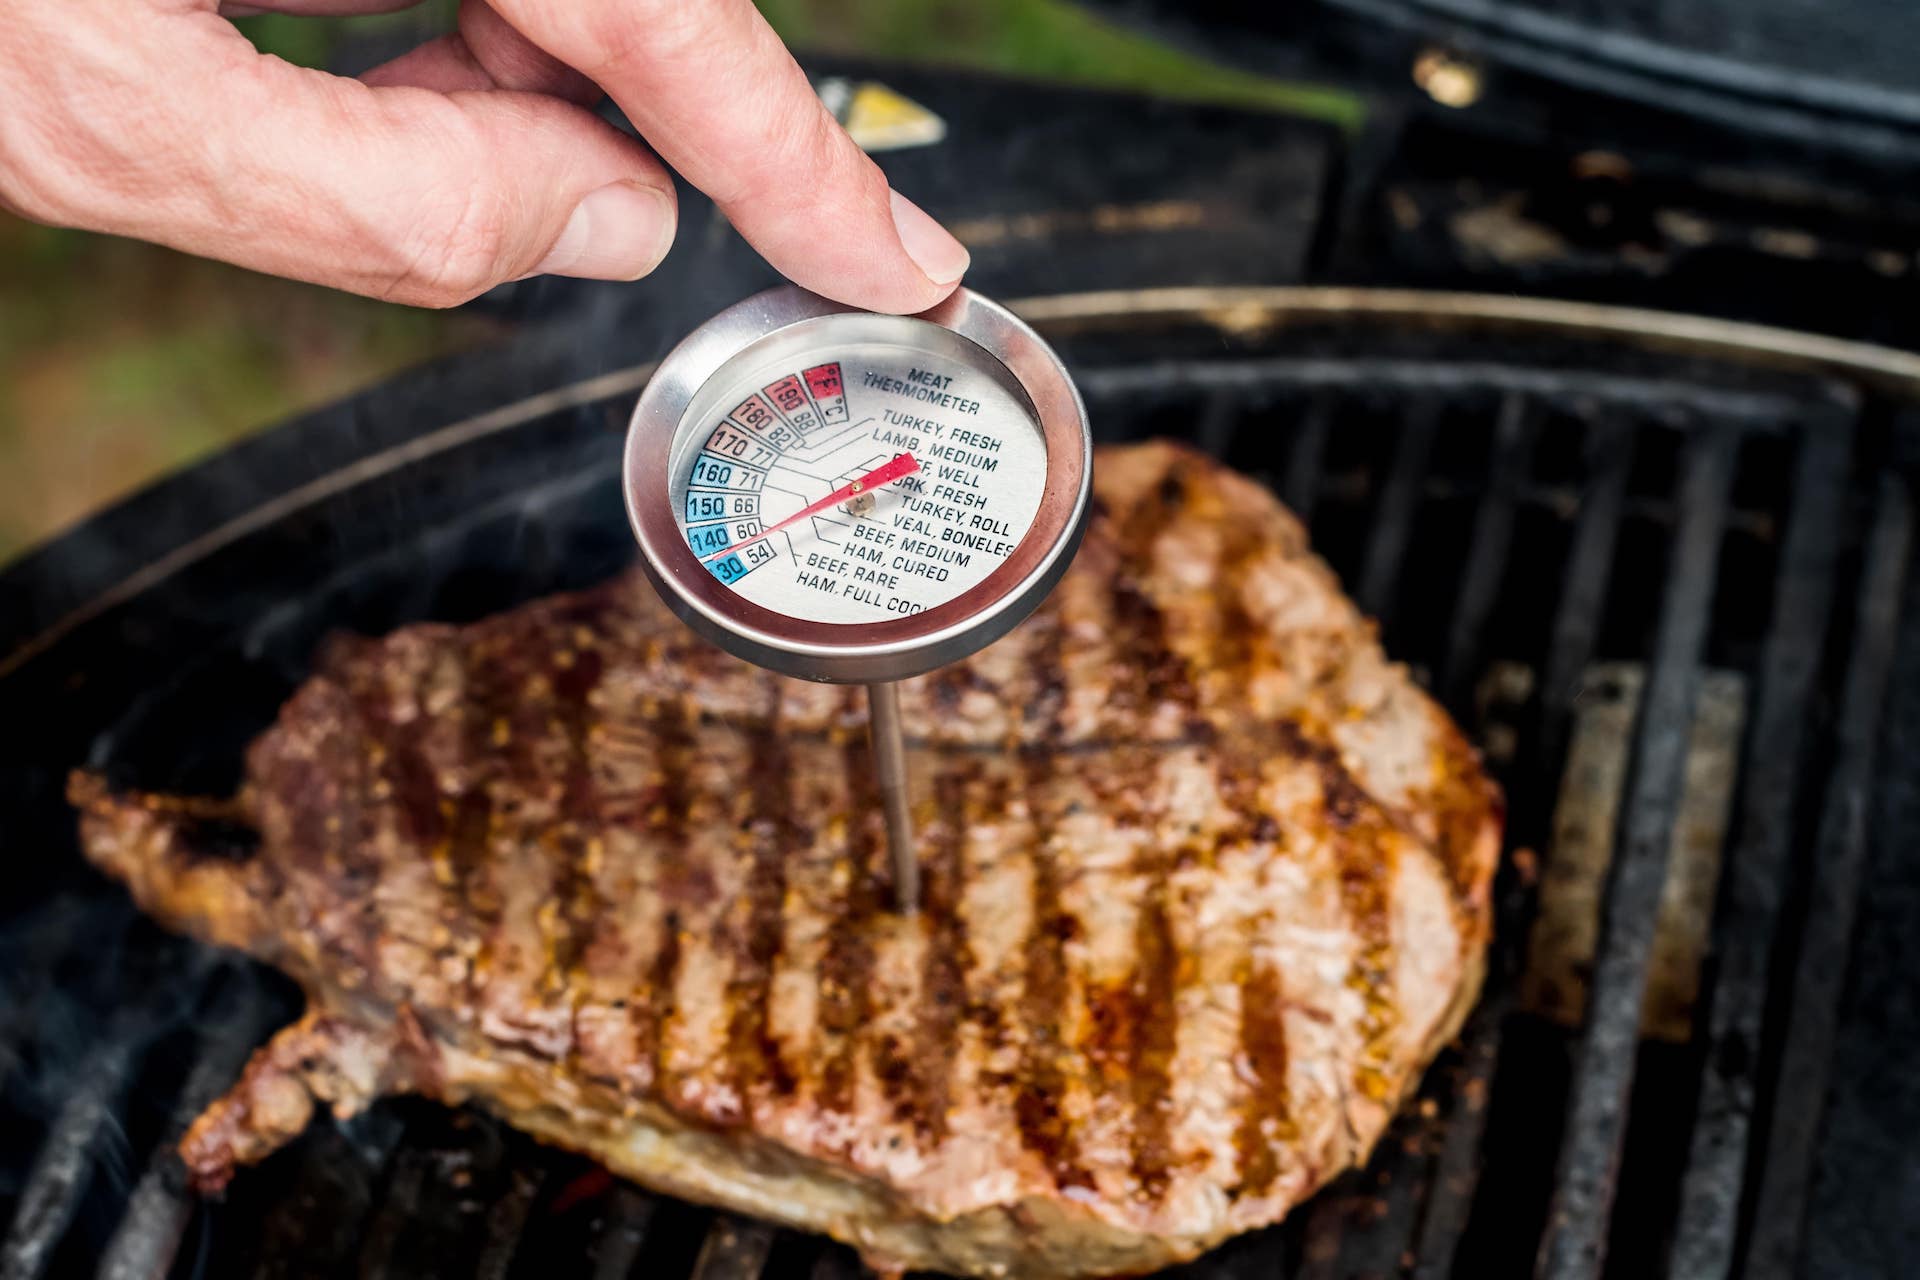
[1283,390,1337,524]
[1170,1224,1287,1278]
[806,1244,862,1280]
[689,1216,776,1280]
[1074,360,1817,431]
[353,1112,523,1280]
[1192,1223,1287,1278]
[1440,393,1537,710]
[474,1167,547,1280]
[252,1108,405,1279]
[1536,418,1636,776]
[95,982,274,1280]
[0,968,54,1099]
[356,1144,434,1280]
[1294,1191,1345,1280]
[1414,411,1633,1276]
[1340,1133,1436,1280]
[1194,389,1242,459]
[0,1028,142,1280]
[1665,421,1853,1280]
[1537,424,1740,1280]
[1744,473,1914,1280]
[590,1186,658,1280]
[1410,1010,1503,1279]
[1358,401,1441,626]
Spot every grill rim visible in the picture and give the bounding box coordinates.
[7,286,1920,688]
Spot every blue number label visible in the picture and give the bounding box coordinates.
[690,453,765,491]
[685,492,728,522]
[687,524,732,556]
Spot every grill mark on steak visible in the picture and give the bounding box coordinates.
[1432,727,1505,912]
[1109,581,1194,726]
[1219,759,1294,1201]
[1261,717,1401,1100]
[1339,835,1399,1107]
[665,727,757,1123]
[1011,600,1095,1192]
[949,761,1024,1172]
[818,731,881,1122]
[723,704,798,1109]
[1212,521,1282,701]
[359,685,442,853]
[636,697,696,1096]
[1111,461,1201,729]
[1232,961,1292,1198]
[1014,749,1092,1192]
[552,659,663,1088]
[1108,482,1214,1202]
[547,633,605,984]
[322,661,407,984]
[452,636,508,933]
[913,765,970,1143]
[1127,808,1183,1205]
[1304,731,1402,1104]
[469,638,580,1056]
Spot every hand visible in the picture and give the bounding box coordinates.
[0,0,971,311]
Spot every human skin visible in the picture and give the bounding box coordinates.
[0,0,971,310]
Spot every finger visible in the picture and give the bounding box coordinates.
[360,0,598,106]
[7,13,676,306]
[491,0,968,315]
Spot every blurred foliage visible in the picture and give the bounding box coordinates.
[0,0,1352,566]
[0,217,491,563]
[234,0,457,67]
[760,0,1361,127]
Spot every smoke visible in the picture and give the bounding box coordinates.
[0,886,297,1272]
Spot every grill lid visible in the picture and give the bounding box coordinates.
[1074,0,1920,158]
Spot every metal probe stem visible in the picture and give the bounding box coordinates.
[864,682,919,914]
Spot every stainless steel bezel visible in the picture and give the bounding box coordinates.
[623,285,1092,684]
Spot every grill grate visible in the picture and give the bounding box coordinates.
[1741,475,1912,1280]
[2,310,1914,1279]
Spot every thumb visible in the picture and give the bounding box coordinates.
[9,15,676,307]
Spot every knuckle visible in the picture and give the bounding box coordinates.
[0,85,115,226]
[0,144,79,226]
[369,102,520,304]
[576,0,696,69]
[737,101,875,213]
[393,183,514,304]
[499,0,681,73]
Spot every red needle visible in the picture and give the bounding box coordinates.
[702,452,921,562]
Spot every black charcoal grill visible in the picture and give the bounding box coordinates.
[6,14,1920,1280]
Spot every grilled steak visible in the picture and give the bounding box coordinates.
[72,441,1501,1278]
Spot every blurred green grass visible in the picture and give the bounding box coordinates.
[0,1,1353,565]
[759,0,1360,125]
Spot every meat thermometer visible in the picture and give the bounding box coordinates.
[623,285,1092,913]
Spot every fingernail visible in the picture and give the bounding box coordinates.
[889,189,969,287]
[535,181,675,281]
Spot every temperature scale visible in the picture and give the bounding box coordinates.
[623,286,1092,911]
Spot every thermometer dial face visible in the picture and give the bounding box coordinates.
[625,287,1090,684]
[671,337,1047,624]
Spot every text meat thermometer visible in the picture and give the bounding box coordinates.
[624,285,1092,913]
